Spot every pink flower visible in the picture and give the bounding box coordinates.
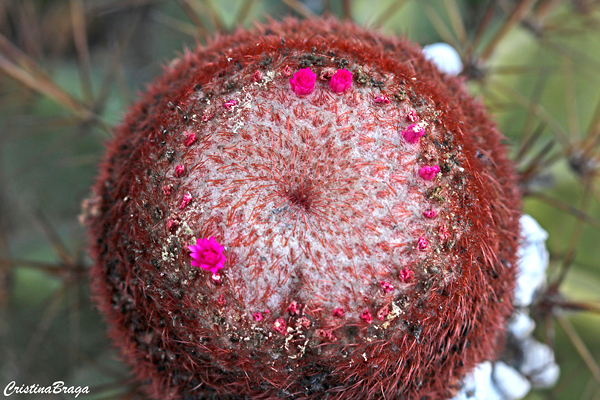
[361,309,373,324]
[183,131,196,146]
[419,165,440,180]
[252,312,263,321]
[289,68,316,96]
[417,236,429,251]
[175,164,185,177]
[380,281,394,293]
[399,268,413,282]
[401,124,425,144]
[188,236,226,274]
[333,308,345,317]
[329,68,353,93]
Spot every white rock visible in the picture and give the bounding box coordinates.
[493,361,532,400]
[513,215,550,307]
[529,362,560,389]
[423,43,463,76]
[507,311,535,340]
[519,338,559,388]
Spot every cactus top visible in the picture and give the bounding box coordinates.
[87,17,521,400]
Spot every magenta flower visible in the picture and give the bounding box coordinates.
[402,124,426,144]
[188,237,226,274]
[419,165,440,180]
[329,68,353,93]
[289,68,316,95]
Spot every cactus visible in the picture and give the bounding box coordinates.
[87,18,520,399]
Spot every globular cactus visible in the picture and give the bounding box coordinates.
[87,17,521,400]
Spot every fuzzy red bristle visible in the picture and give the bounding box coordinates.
[87,17,520,400]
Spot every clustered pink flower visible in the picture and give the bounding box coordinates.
[188,236,226,274]
[289,68,316,95]
[418,165,440,180]
[402,124,426,144]
[329,68,353,93]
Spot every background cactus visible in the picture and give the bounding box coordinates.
[1,1,599,400]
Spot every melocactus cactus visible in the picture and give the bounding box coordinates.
[87,17,521,400]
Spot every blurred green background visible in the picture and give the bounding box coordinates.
[1,0,599,399]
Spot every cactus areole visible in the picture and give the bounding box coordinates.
[87,18,521,400]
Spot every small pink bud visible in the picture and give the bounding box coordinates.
[201,109,214,122]
[361,309,373,324]
[211,273,222,284]
[288,301,300,315]
[253,70,262,82]
[380,281,394,293]
[296,317,311,329]
[407,109,420,122]
[223,100,237,110]
[317,329,335,341]
[282,65,291,77]
[183,131,196,146]
[373,95,390,104]
[377,306,390,320]
[179,192,192,209]
[166,218,179,232]
[417,236,429,251]
[319,68,335,81]
[252,312,263,321]
[402,124,425,144]
[273,318,287,334]
[333,308,345,318]
[175,164,185,177]
[289,68,316,96]
[218,294,226,306]
[399,268,413,282]
[162,184,173,195]
[423,209,437,219]
[329,68,353,93]
[419,165,440,181]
